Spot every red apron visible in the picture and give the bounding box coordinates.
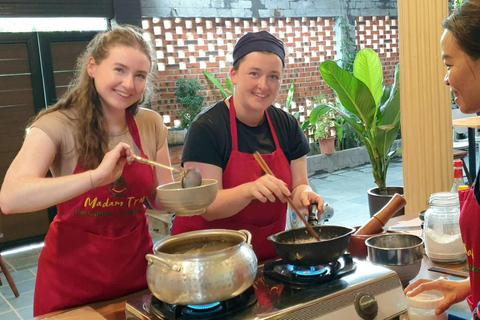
[34,112,154,316]
[459,186,480,312]
[173,98,292,261]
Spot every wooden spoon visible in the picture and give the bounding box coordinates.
[132,154,202,188]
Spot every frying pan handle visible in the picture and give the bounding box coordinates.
[238,229,253,246]
[308,204,319,226]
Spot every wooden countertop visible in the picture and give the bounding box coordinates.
[34,289,150,320]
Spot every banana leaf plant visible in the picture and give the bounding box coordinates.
[318,48,401,195]
[203,70,233,99]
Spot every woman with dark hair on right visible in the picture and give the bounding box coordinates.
[404,0,480,318]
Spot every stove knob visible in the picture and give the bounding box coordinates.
[354,292,378,320]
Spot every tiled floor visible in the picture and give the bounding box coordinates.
[0,158,405,319]
[310,157,404,228]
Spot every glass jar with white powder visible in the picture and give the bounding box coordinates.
[424,192,466,264]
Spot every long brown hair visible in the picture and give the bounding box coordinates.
[32,24,157,170]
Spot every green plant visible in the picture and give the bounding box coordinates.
[318,48,401,195]
[175,78,204,129]
[301,95,337,141]
[451,0,464,10]
[338,16,359,74]
[203,70,233,99]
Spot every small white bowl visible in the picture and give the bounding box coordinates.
[156,179,218,216]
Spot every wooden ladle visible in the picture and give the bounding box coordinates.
[132,154,202,188]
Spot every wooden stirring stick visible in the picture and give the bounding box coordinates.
[132,154,183,173]
[253,151,321,241]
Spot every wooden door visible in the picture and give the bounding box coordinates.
[0,33,49,243]
[0,31,96,245]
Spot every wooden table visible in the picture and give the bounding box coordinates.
[452,116,480,180]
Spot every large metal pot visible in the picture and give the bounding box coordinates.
[146,229,257,305]
[268,225,355,266]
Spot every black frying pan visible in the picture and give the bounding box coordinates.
[268,225,355,266]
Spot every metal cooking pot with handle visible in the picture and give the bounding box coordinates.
[146,229,257,305]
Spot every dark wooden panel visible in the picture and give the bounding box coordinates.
[0,104,34,130]
[0,104,34,151]
[0,43,28,59]
[55,86,69,99]
[0,0,114,18]
[0,211,50,243]
[0,75,32,91]
[0,134,25,156]
[0,89,34,106]
[0,32,48,243]
[51,41,89,71]
[39,31,97,106]
[0,59,30,74]
[54,71,75,87]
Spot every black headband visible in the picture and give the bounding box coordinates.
[232,31,285,67]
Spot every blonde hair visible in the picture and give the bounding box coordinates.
[33,25,157,170]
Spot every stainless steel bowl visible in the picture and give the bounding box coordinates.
[366,234,424,286]
[156,179,217,216]
[366,234,424,265]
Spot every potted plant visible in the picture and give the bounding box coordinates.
[302,102,337,154]
[317,48,402,216]
[169,78,205,146]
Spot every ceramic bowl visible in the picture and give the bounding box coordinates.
[366,234,424,287]
[156,179,218,216]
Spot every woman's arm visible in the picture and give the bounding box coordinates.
[405,277,471,315]
[0,128,132,214]
[147,138,175,211]
[184,161,291,221]
[290,156,325,214]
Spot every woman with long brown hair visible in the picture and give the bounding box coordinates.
[0,25,173,316]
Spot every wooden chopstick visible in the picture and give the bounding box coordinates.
[133,154,183,173]
[253,151,321,241]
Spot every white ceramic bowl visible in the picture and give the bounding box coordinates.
[156,179,218,216]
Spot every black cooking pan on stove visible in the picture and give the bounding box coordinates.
[268,224,355,266]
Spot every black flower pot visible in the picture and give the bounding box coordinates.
[367,187,405,218]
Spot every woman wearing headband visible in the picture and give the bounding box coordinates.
[172,30,324,261]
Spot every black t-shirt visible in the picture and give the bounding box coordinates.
[181,100,310,170]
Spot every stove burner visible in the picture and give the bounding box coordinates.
[150,286,257,319]
[287,264,328,277]
[187,302,221,310]
[264,253,356,286]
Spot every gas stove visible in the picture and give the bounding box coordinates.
[125,255,407,320]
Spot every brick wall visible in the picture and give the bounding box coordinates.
[356,16,399,85]
[144,15,400,137]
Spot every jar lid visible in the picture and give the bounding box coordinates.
[428,192,460,207]
[407,290,444,309]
